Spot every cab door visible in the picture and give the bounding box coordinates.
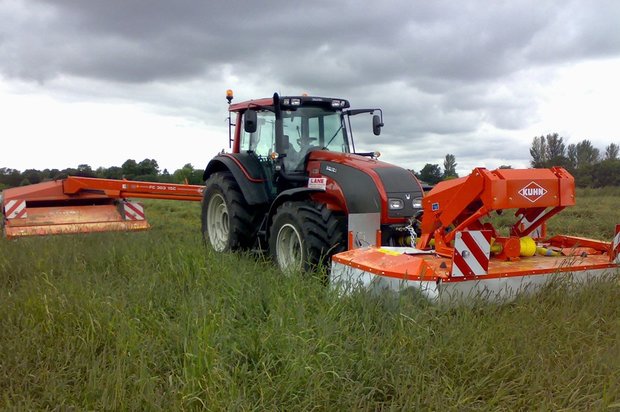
[239,110,278,199]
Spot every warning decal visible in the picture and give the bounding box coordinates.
[4,200,27,220]
[123,202,145,221]
[451,230,492,277]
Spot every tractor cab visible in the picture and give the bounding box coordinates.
[202,90,412,274]
[228,93,382,195]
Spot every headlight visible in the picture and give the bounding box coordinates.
[388,198,404,210]
[291,98,301,106]
[412,197,423,209]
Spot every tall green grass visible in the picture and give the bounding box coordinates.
[1,192,619,410]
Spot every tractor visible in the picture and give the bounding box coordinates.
[201,91,424,272]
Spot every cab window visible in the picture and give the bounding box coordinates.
[240,110,275,158]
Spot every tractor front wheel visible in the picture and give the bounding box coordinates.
[269,201,345,274]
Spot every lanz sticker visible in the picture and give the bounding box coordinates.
[308,177,327,191]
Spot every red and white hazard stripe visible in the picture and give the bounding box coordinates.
[451,230,491,277]
[123,202,145,221]
[517,208,550,238]
[3,199,27,220]
[612,224,620,263]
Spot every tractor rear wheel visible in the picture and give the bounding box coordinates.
[202,171,259,252]
[269,200,345,274]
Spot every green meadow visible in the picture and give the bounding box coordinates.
[1,188,619,410]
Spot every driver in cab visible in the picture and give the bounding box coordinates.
[284,135,317,172]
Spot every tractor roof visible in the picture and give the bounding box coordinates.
[229,95,350,112]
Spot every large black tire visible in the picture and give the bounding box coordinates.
[269,200,346,274]
[201,171,260,252]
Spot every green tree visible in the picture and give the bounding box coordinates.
[138,159,160,176]
[442,154,458,179]
[97,166,123,180]
[159,168,173,183]
[76,164,95,177]
[567,140,600,187]
[22,169,43,184]
[605,143,619,160]
[121,159,139,179]
[0,168,23,188]
[418,163,443,185]
[530,133,568,168]
[545,133,568,167]
[592,159,620,187]
[43,168,62,180]
[567,140,600,170]
[173,163,202,184]
[58,168,78,179]
[530,136,547,167]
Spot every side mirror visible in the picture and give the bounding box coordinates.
[372,114,383,136]
[244,110,258,134]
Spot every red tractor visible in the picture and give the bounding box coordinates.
[201,92,424,272]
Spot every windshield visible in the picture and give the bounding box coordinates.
[282,107,349,154]
[281,107,348,171]
[239,105,350,172]
[282,107,349,171]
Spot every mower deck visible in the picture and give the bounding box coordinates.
[3,204,150,238]
[331,246,619,303]
[1,176,203,239]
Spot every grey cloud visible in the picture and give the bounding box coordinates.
[525,0,620,63]
[3,0,619,89]
[1,0,619,170]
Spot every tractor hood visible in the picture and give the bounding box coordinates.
[307,151,424,218]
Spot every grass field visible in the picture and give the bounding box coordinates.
[1,188,619,410]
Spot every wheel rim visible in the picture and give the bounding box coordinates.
[276,223,303,273]
[207,193,229,251]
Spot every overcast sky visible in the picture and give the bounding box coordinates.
[1,0,619,176]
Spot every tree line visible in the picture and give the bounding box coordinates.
[530,134,619,187]
[0,154,479,190]
[413,135,619,188]
[412,153,511,186]
[2,135,618,190]
[412,153,461,185]
[0,159,204,190]
[4,155,460,189]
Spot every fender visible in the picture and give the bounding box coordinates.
[203,153,269,205]
[265,187,323,233]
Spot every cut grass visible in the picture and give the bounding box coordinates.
[1,191,619,410]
